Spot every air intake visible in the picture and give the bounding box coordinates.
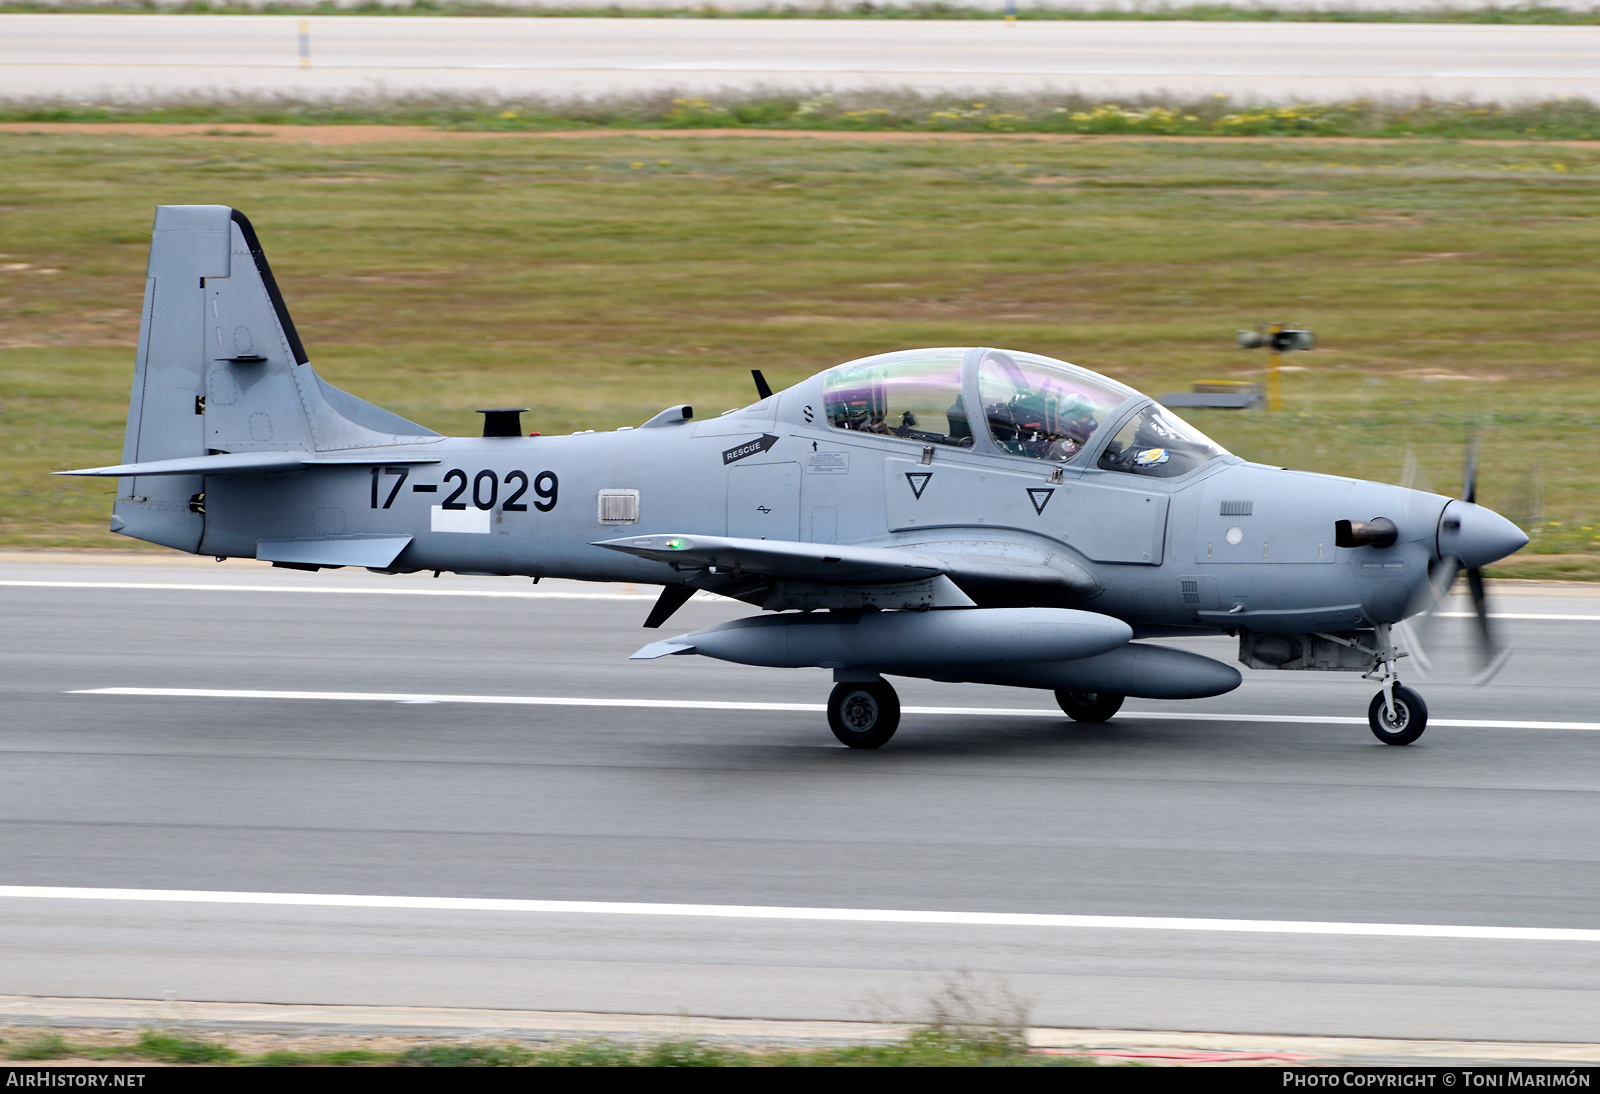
[598,489,641,525]
[1219,500,1253,517]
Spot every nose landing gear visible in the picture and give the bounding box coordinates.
[1366,623,1428,745]
[1369,685,1428,746]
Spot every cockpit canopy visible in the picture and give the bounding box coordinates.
[821,347,1226,478]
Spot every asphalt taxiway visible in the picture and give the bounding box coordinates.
[6,15,1600,102]
[1,556,1598,1043]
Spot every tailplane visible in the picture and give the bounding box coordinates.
[111,205,436,551]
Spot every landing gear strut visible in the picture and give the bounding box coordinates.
[828,680,900,749]
[1364,623,1428,745]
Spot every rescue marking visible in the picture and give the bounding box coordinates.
[904,472,932,499]
[722,435,779,465]
[69,688,1600,731]
[0,884,1597,942]
[1026,487,1055,515]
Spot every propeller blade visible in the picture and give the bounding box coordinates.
[1467,565,1511,684]
[1461,431,1480,505]
[1507,460,1543,527]
[1399,447,1434,495]
[1402,554,1461,673]
[1400,448,1419,492]
[1394,619,1432,675]
[1466,566,1490,641]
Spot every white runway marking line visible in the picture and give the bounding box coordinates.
[72,687,1600,732]
[5,582,1600,620]
[0,884,1596,943]
[0,579,656,601]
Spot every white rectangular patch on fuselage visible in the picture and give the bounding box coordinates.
[431,506,490,534]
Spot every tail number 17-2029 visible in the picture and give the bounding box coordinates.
[372,467,559,513]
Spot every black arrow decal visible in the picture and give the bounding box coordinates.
[905,472,932,500]
[722,434,779,465]
[1026,487,1055,515]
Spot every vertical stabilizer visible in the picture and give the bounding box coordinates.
[113,205,233,551]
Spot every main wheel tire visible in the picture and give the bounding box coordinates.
[1368,685,1428,746]
[828,681,901,749]
[1054,690,1125,723]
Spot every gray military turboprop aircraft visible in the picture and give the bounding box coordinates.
[62,206,1530,749]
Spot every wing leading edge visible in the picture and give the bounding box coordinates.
[595,534,947,584]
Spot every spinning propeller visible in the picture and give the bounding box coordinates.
[1399,435,1516,683]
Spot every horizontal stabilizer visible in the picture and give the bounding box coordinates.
[257,535,413,569]
[58,452,441,478]
[596,534,948,585]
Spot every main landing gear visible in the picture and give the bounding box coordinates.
[826,679,1133,749]
[1055,690,1125,723]
[828,680,901,749]
[1365,623,1429,746]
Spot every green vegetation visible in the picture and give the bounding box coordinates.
[131,1029,238,1063]
[5,1033,73,1060]
[4,1029,235,1063]
[12,92,1600,141]
[0,1026,1083,1066]
[9,1,1600,24]
[0,128,1595,573]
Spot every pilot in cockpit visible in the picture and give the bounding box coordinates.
[988,390,1099,462]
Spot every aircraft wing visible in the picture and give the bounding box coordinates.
[594,533,1098,596]
[594,534,948,584]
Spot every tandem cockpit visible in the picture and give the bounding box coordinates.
[820,347,1228,479]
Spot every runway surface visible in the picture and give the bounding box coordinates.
[6,15,1600,102]
[2,555,1599,1041]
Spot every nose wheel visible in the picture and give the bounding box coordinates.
[1368,684,1428,746]
[828,680,900,749]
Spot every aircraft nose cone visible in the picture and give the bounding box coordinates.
[1438,500,1529,569]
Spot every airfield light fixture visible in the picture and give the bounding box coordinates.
[1236,323,1315,412]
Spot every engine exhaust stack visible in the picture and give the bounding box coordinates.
[1335,517,1398,550]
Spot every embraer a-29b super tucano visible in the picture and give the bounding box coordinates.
[62,207,1531,749]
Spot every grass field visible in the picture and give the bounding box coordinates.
[14,93,1600,142]
[1,129,1595,574]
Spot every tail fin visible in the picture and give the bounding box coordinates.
[113,206,436,551]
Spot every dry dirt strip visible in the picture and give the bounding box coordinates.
[2,998,1599,1064]
[6,123,1600,148]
